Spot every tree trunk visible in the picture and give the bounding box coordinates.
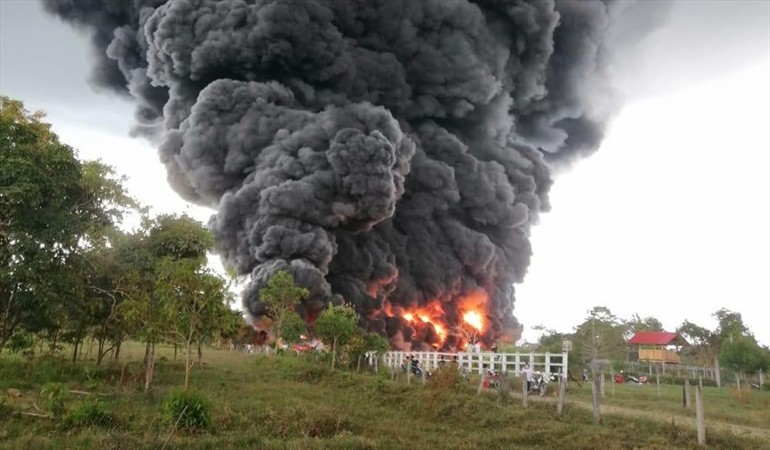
[144,341,151,365]
[84,337,94,362]
[174,344,178,361]
[736,371,741,392]
[591,367,601,423]
[114,340,121,361]
[356,355,362,373]
[72,339,79,364]
[49,332,59,356]
[184,341,192,391]
[144,342,155,393]
[331,337,337,369]
[600,371,605,397]
[96,338,105,365]
[197,341,202,368]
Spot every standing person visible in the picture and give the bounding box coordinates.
[523,362,534,391]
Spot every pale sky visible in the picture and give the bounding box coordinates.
[1,1,768,345]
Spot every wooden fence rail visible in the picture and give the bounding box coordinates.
[378,351,569,378]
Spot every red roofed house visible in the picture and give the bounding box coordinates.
[628,331,689,364]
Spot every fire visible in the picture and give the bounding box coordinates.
[463,310,484,331]
[379,289,490,350]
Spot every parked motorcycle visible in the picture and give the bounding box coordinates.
[483,369,503,388]
[527,372,548,397]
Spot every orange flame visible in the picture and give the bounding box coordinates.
[463,310,483,331]
[380,289,491,350]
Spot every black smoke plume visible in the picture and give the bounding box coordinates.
[44,0,662,350]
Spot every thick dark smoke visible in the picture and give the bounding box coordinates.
[44,0,662,350]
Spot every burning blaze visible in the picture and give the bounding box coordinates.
[463,311,484,332]
[381,289,490,350]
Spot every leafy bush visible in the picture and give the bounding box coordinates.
[65,399,117,428]
[163,389,212,431]
[40,382,68,418]
[427,363,464,391]
[6,332,35,354]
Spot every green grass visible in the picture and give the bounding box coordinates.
[0,344,767,450]
[566,378,770,430]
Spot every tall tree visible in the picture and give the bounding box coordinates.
[625,314,664,338]
[122,213,213,391]
[259,271,309,352]
[572,307,629,365]
[0,97,135,354]
[314,304,359,369]
[155,260,230,390]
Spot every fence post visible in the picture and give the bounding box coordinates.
[656,365,661,397]
[557,379,567,417]
[563,351,569,381]
[522,374,528,407]
[695,385,706,446]
[684,378,691,408]
[591,369,601,423]
[545,352,551,375]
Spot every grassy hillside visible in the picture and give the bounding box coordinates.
[1,344,767,450]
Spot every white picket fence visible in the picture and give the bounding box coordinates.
[379,351,569,378]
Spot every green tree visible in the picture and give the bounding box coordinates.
[156,261,230,390]
[122,213,213,391]
[572,307,629,366]
[625,314,664,338]
[279,312,307,346]
[0,97,135,355]
[314,304,358,369]
[719,336,769,388]
[259,271,309,352]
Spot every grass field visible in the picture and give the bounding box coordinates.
[565,378,770,431]
[1,344,768,450]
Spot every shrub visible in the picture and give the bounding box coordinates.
[40,382,68,418]
[162,389,212,431]
[65,399,117,428]
[427,363,464,391]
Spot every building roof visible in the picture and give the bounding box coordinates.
[628,331,689,346]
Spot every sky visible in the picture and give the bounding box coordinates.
[1,1,769,345]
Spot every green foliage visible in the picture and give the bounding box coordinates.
[259,271,309,347]
[278,311,307,344]
[427,363,465,391]
[720,337,769,374]
[314,304,359,368]
[259,271,309,315]
[1,346,769,449]
[6,331,34,354]
[0,96,138,356]
[40,382,68,418]
[163,389,212,431]
[65,399,117,428]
